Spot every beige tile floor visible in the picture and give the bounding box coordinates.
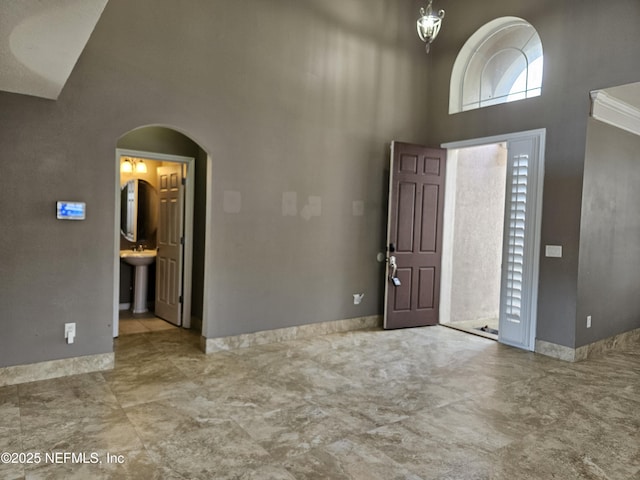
[118,311,179,336]
[2,325,640,479]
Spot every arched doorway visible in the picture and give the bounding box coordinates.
[112,126,211,338]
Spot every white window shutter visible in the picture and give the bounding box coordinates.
[504,154,528,324]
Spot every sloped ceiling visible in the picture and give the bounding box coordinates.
[0,0,108,100]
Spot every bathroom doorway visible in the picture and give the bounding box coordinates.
[115,149,196,336]
[112,125,211,339]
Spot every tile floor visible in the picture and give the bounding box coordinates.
[118,311,179,336]
[2,325,640,479]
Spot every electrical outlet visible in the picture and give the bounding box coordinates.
[65,323,76,344]
[586,315,592,328]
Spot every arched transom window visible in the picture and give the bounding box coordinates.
[450,17,543,114]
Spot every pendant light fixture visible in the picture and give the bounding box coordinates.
[417,0,445,53]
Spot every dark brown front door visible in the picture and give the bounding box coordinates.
[384,142,446,329]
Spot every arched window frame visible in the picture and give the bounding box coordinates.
[450,17,543,114]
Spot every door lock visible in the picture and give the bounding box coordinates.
[388,255,401,286]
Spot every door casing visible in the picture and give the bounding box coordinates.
[113,148,196,337]
[441,129,545,351]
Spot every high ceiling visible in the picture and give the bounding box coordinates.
[0,0,108,100]
[0,0,638,110]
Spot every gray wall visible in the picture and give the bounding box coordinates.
[576,119,640,347]
[0,0,429,367]
[450,145,506,325]
[425,0,640,348]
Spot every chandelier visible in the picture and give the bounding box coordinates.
[417,0,445,53]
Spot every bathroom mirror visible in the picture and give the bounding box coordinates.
[120,179,158,243]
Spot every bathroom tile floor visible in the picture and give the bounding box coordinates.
[118,311,178,335]
[3,325,640,479]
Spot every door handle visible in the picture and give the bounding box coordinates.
[388,255,401,286]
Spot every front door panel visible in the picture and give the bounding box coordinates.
[384,142,447,329]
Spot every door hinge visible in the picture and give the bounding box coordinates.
[181,178,186,186]
[179,295,183,304]
[180,237,185,245]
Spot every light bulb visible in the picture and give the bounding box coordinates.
[135,160,148,173]
[121,159,133,173]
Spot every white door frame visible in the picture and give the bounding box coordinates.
[440,128,545,351]
[114,148,197,337]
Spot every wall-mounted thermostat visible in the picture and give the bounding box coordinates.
[56,201,86,220]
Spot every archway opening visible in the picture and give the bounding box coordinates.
[113,126,210,339]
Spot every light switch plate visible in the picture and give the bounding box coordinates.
[545,245,562,258]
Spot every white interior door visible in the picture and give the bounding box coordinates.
[155,164,184,325]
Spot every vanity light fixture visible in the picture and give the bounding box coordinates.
[136,159,147,173]
[120,157,148,174]
[417,0,445,53]
[120,158,133,173]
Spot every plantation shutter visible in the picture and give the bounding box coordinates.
[499,144,536,350]
[505,154,528,323]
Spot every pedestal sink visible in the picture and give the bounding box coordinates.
[120,250,156,314]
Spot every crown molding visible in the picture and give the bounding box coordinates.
[590,90,640,137]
